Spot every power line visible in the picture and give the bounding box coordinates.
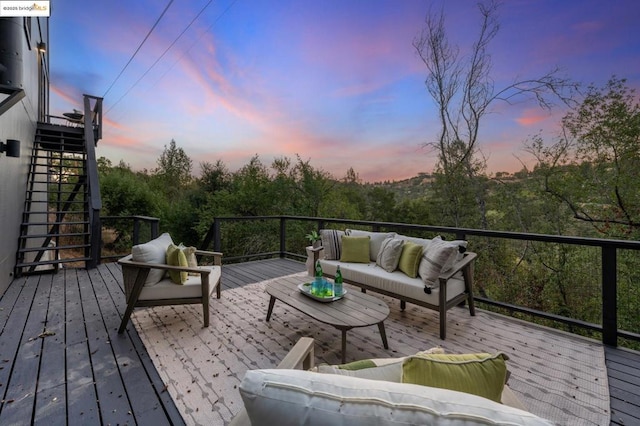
[102,0,175,99]
[105,0,215,115]
[147,0,239,93]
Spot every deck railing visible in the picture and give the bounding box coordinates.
[205,215,640,348]
[99,215,160,262]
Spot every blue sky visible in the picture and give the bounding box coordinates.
[49,0,640,182]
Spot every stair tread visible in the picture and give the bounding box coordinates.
[19,244,90,253]
[19,233,90,238]
[16,257,91,268]
[20,221,90,226]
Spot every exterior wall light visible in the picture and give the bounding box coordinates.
[37,42,47,53]
[0,139,20,157]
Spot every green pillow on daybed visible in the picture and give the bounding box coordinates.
[402,352,509,403]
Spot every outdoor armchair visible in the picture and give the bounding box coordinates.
[117,233,222,334]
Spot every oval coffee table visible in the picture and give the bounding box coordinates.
[265,275,390,363]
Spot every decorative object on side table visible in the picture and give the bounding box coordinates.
[305,230,321,249]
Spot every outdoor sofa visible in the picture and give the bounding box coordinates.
[307,229,477,339]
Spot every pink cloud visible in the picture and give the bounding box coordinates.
[515,110,550,127]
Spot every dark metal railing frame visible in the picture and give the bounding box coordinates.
[83,94,103,268]
[207,215,640,347]
[99,216,160,261]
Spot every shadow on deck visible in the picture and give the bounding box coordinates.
[0,258,637,425]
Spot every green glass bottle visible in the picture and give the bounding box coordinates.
[312,260,323,296]
[334,265,343,297]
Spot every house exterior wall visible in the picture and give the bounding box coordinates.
[0,17,49,294]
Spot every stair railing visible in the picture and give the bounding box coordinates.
[83,94,103,268]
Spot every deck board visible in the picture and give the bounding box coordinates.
[0,257,637,425]
[35,272,67,423]
[607,346,640,425]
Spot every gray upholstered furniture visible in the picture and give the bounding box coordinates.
[309,229,477,339]
[230,338,547,426]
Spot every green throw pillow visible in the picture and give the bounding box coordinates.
[166,243,189,284]
[398,241,423,278]
[340,236,370,263]
[402,353,508,403]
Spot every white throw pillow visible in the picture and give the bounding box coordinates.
[375,237,404,272]
[239,369,552,426]
[418,236,464,290]
[131,233,174,286]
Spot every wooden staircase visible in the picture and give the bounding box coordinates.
[15,95,104,276]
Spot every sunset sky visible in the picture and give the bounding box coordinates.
[49,0,640,182]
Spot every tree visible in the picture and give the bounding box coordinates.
[413,0,577,228]
[154,139,193,192]
[526,76,640,237]
[199,159,230,194]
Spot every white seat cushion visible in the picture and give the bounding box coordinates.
[320,260,465,305]
[138,266,221,301]
[239,369,552,426]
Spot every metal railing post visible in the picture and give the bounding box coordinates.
[602,245,618,346]
[213,219,221,252]
[133,217,141,245]
[280,217,286,257]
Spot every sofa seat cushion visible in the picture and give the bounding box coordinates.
[320,260,465,305]
[239,369,552,426]
[138,265,220,301]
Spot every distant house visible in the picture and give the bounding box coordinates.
[0,16,50,294]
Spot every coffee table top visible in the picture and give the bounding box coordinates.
[265,275,390,330]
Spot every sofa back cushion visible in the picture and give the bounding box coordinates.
[131,232,174,286]
[346,229,397,261]
[239,369,551,426]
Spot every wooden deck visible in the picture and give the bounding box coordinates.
[0,258,638,425]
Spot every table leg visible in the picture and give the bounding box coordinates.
[266,296,276,321]
[378,322,389,349]
[341,330,347,363]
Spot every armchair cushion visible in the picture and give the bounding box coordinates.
[131,232,174,286]
[138,266,221,301]
[166,243,189,284]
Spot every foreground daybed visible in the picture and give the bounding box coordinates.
[308,229,477,339]
[231,338,552,425]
